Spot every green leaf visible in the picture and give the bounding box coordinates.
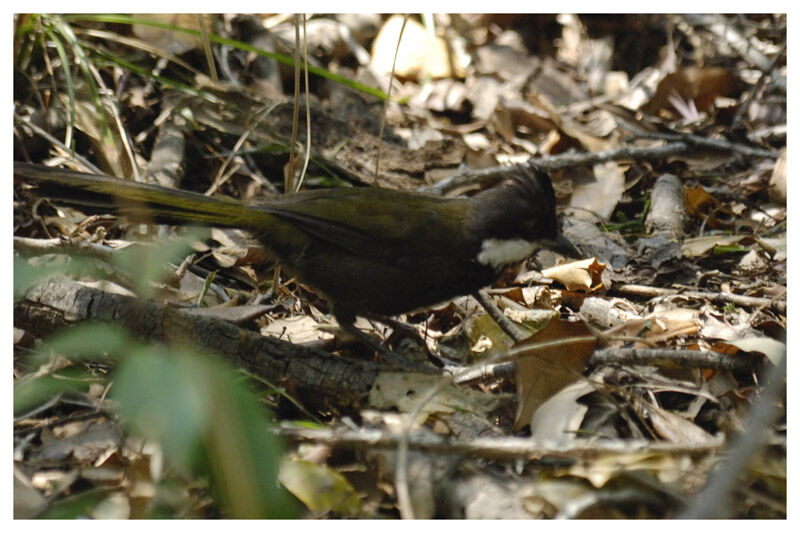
[64,14,388,100]
[279,459,361,516]
[14,367,95,417]
[44,323,135,362]
[35,489,107,519]
[111,229,207,297]
[112,348,209,473]
[113,347,296,518]
[13,255,103,300]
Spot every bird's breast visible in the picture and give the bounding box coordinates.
[476,238,538,270]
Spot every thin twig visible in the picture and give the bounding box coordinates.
[278,423,724,461]
[631,131,776,159]
[475,290,527,342]
[298,13,312,191]
[197,14,218,82]
[13,112,101,173]
[451,361,515,385]
[373,14,409,185]
[730,41,786,131]
[395,373,454,519]
[285,15,302,192]
[613,283,786,313]
[421,142,697,195]
[209,102,280,195]
[589,347,763,373]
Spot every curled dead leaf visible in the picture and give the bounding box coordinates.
[684,186,734,229]
[769,150,786,205]
[541,258,606,292]
[643,307,700,343]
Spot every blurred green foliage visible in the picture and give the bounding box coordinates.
[15,236,296,517]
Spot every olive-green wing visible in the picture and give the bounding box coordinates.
[257,187,464,260]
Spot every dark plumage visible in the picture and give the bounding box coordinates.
[15,161,575,362]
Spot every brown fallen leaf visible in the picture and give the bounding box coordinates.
[512,319,597,431]
[641,66,736,117]
[684,185,735,229]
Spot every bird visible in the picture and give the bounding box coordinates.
[14,161,577,366]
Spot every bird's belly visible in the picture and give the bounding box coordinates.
[285,250,496,317]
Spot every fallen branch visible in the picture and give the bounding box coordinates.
[613,283,786,313]
[278,423,724,461]
[475,290,527,342]
[14,236,116,261]
[588,347,762,373]
[455,345,762,387]
[645,173,686,240]
[631,131,776,159]
[14,277,396,412]
[424,142,698,195]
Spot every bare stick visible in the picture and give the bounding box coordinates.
[589,347,762,373]
[475,290,527,342]
[423,142,696,195]
[613,283,786,313]
[631,131,776,159]
[278,423,723,461]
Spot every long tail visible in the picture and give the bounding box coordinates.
[14,162,254,228]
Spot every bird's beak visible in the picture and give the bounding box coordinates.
[541,234,582,258]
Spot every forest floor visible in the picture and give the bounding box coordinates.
[13,14,786,519]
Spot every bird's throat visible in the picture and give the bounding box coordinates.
[476,238,538,269]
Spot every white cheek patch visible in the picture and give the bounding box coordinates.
[477,238,538,269]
